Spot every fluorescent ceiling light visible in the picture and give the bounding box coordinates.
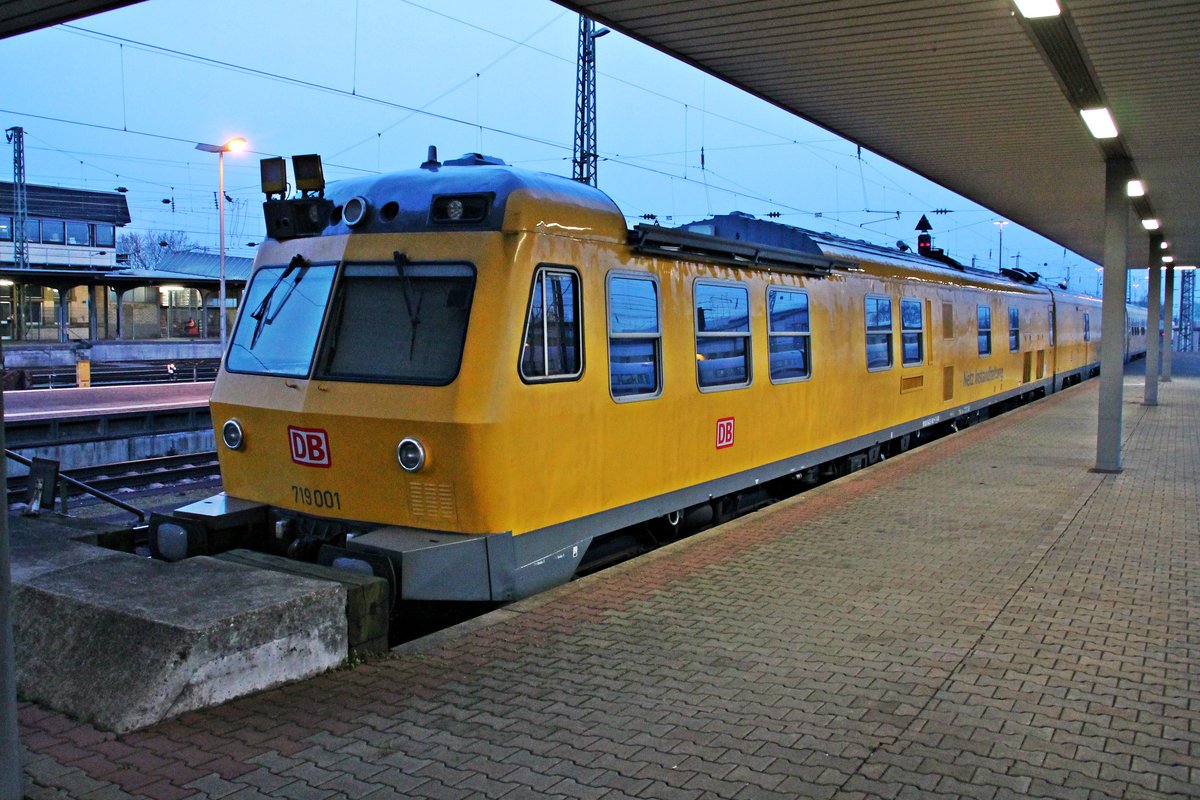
[1126,180,1145,198]
[1080,107,1118,139]
[1014,0,1061,18]
[1161,241,1170,249]
[1141,218,1161,231]
[1162,256,1175,264]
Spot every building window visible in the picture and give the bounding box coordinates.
[978,304,992,356]
[695,281,751,389]
[865,295,893,371]
[0,217,10,241]
[23,218,39,243]
[41,219,65,245]
[93,224,116,248]
[520,266,582,381]
[607,274,661,399]
[901,298,924,367]
[66,221,90,246]
[767,288,811,382]
[1009,306,1020,352]
[1083,312,1091,342]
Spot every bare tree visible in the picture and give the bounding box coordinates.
[117,230,199,270]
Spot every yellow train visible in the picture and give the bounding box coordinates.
[156,150,1144,605]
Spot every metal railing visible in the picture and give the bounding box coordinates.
[5,450,145,521]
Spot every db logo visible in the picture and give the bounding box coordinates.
[289,426,331,467]
[716,417,735,449]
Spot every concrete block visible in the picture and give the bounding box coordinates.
[14,555,347,732]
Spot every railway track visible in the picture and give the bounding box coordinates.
[8,451,221,508]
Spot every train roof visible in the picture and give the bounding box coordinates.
[314,154,626,242]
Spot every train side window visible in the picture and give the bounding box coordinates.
[1009,306,1020,352]
[607,274,661,400]
[520,266,582,382]
[695,281,751,390]
[1083,312,1091,342]
[767,288,811,382]
[865,295,893,371]
[977,304,992,356]
[900,298,923,367]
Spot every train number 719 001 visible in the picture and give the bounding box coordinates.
[291,485,342,510]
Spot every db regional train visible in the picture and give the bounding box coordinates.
[153,149,1148,608]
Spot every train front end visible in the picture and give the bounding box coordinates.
[152,151,611,605]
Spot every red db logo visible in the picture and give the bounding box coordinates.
[289,426,331,467]
[716,417,735,449]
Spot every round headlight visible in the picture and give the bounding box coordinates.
[221,419,244,450]
[446,199,464,221]
[343,195,369,227]
[397,438,426,472]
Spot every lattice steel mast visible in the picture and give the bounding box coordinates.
[572,16,607,187]
[5,127,28,270]
[1179,269,1194,351]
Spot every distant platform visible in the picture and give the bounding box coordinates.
[5,381,213,422]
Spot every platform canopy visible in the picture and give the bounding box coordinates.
[555,0,1200,269]
[3,1,1198,268]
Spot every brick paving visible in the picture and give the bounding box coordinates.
[16,355,1200,799]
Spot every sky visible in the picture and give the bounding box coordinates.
[0,0,1123,297]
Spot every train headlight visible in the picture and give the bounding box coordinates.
[397,438,427,472]
[431,193,491,224]
[343,195,369,227]
[221,419,245,450]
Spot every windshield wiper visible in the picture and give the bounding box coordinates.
[249,254,309,348]
[393,251,424,358]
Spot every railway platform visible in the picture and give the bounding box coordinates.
[15,355,1200,800]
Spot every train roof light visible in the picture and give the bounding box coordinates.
[260,157,288,198]
[292,154,326,196]
[431,193,491,224]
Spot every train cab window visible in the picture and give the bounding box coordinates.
[977,304,992,356]
[865,295,893,371]
[520,266,582,381]
[317,262,476,385]
[767,288,811,382]
[607,274,661,399]
[1083,312,1091,342]
[695,282,751,389]
[228,262,338,378]
[1009,306,1020,352]
[900,298,923,367]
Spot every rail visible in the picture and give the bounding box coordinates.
[6,449,147,522]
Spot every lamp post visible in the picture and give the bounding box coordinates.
[994,220,1008,271]
[195,137,248,350]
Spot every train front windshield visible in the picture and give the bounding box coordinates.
[226,260,476,385]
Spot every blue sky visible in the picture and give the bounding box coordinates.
[0,0,1113,294]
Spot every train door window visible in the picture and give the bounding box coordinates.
[520,266,582,382]
[1083,312,1091,341]
[767,288,811,382]
[607,274,661,399]
[1009,306,1020,352]
[695,281,751,390]
[900,298,923,367]
[865,295,893,371]
[977,304,992,356]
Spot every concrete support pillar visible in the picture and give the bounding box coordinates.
[1094,158,1129,473]
[56,287,69,344]
[1,358,24,799]
[88,286,99,341]
[1163,265,1175,380]
[1144,235,1162,405]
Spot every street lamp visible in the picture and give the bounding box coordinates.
[195,137,248,350]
